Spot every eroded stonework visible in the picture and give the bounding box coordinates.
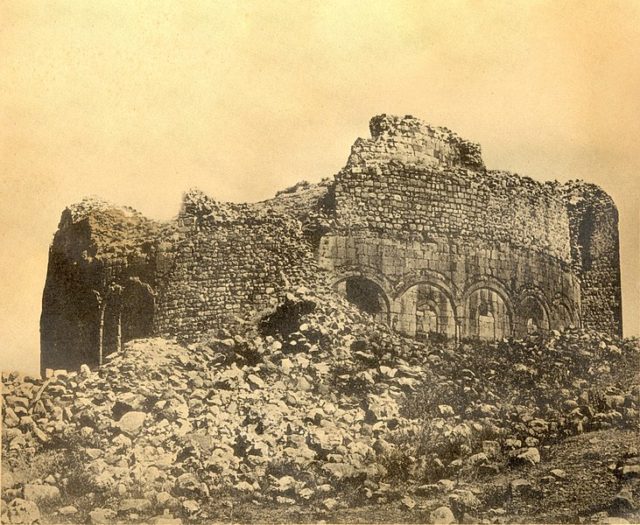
[40,115,623,373]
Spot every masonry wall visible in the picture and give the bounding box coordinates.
[40,114,623,373]
[349,114,485,171]
[40,201,159,373]
[564,182,623,336]
[153,191,316,340]
[319,234,580,339]
[321,115,582,340]
[40,192,318,373]
[335,166,571,263]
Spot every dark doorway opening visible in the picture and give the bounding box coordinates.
[121,281,155,343]
[343,277,388,320]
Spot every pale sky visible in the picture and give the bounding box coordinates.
[2,0,639,375]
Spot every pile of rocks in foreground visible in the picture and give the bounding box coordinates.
[2,288,639,524]
[2,289,429,523]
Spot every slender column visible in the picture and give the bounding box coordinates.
[98,303,105,365]
[93,290,105,366]
[116,308,122,353]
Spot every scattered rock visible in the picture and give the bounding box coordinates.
[401,495,416,509]
[610,488,635,515]
[182,499,200,515]
[3,499,41,525]
[23,483,60,504]
[118,498,152,513]
[510,478,534,497]
[515,447,541,466]
[430,506,456,524]
[621,465,640,479]
[175,473,201,496]
[149,513,183,525]
[88,508,116,525]
[323,498,339,511]
[2,469,16,490]
[117,411,147,436]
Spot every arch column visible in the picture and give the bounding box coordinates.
[462,279,514,341]
[455,305,464,342]
[392,280,457,339]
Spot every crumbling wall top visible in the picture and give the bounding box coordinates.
[346,114,484,171]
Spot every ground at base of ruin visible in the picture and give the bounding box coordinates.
[4,290,639,525]
[3,429,638,524]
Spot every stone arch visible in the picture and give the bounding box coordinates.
[394,279,457,339]
[515,287,551,337]
[98,279,155,364]
[463,278,513,340]
[393,269,459,302]
[551,294,576,331]
[332,266,392,295]
[333,274,391,324]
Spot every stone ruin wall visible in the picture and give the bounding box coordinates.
[152,191,317,340]
[319,115,581,341]
[564,182,623,336]
[40,194,319,373]
[40,114,623,373]
[40,201,160,372]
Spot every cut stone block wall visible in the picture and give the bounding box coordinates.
[318,233,580,340]
[39,114,623,373]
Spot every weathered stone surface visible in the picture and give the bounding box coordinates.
[23,484,60,504]
[39,115,622,373]
[515,447,541,466]
[88,508,116,524]
[3,499,41,525]
[430,506,456,524]
[117,411,147,436]
[57,505,78,515]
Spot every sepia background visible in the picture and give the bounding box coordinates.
[1,0,638,375]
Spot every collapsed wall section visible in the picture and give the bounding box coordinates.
[153,190,318,341]
[40,199,160,373]
[348,114,485,171]
[40,190,322,373]
[563,182,623,336]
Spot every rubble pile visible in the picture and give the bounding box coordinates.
[3,288,639,523]
[3,288,430,522]
[398,329,640,481]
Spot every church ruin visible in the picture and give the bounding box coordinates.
[40,115,623,373]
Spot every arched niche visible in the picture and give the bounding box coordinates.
[99,279,155,363]
[464,286,512,340]
[515,294,550,337]
[552,301,575,331]
[396,282,456,339]
[416,299,439,339]
[334,276,390,324]
[121,280,155,342]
